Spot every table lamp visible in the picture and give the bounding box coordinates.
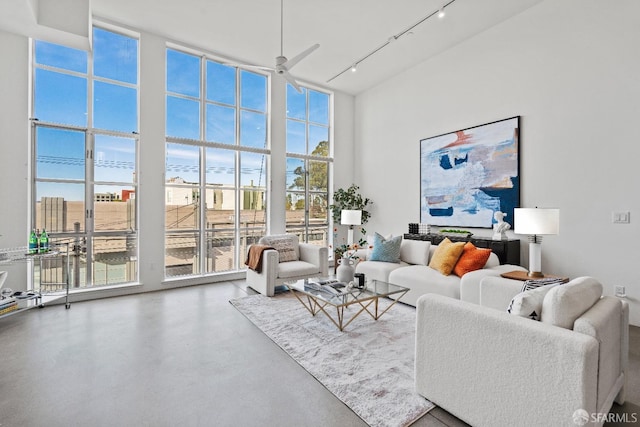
[514,207,559,277]
[341,210,362,246]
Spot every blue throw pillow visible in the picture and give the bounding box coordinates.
[369,233,402,263]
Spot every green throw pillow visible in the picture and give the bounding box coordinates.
[369,233,402,263]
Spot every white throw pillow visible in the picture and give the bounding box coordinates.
[507,284,558,321]
[541,276,603,329]
[260,234,299,263]
[399,240,431,266]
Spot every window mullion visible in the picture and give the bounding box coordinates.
[199,146,206,274]
[305,159,311,243]
[199,56,207,274]
[234,67,242,269]
[34,63,87,79]
[85,43,95,287]
[86,131,94,227]
[29,120,37,235]
[93,75,137,90]
[87,44,94,132]
[85,130,94,286]
[306,91,312,241]
[305,90,310,155]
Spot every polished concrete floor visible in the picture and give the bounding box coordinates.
[0,280,638,427]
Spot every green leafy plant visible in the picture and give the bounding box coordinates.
[440,229,473,235]
[329,184,373,224]
[329,184,373,260]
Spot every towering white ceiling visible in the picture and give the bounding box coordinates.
[0,0,543,94]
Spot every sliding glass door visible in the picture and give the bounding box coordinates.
[32,27,139,289]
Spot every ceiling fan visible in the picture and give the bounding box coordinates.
[233,0,319,93]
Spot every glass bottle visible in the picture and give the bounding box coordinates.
[40,229,49,253]
[28,229,38,254]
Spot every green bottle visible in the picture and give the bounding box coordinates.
[40,229,49,253]
[28,229,38,254]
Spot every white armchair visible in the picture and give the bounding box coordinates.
[415,277,628,427]
[246,234,328,297]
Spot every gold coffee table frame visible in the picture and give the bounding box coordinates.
[286,279,409,331]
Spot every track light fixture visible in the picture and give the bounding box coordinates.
[327,0,456,83]
[351,64,357,72]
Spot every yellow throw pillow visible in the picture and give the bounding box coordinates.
[428,238,466,276]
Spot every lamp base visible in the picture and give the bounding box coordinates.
[528,241,543,279]
[347,228,354,247]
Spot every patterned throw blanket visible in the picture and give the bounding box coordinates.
[245,245,274,273]
[521,277,566,291]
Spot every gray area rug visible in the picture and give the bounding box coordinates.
[229,292,434,427]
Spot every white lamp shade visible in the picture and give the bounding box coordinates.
[514,208,560,235]
[341,210,362,226]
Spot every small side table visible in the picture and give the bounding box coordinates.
[500,270,569,284]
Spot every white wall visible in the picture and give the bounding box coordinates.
[0,31,29,288]
[0,27,355,300]
[333,91,355,190]
[354,0,640,325]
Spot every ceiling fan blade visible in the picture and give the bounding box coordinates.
[244,65,276,71]
[220,61,275,72]
[283,43,320,71]
[280,70,302,93]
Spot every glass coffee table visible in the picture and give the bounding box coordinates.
[285,278,409,331]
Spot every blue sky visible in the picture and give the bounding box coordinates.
[34,28,329,203]
[35,29,138,201]
[166,48,268,147]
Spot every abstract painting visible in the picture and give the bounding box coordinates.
[420,116,520,228]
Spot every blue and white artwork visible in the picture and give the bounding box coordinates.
[420,117,520,228]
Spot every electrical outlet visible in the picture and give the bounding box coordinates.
[614,285,626,298]
[612,211,630,224]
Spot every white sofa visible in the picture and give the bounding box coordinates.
[415,277,629,427]
[354,239,526,306]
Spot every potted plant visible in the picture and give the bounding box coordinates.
[329,184,373,260]
[329,184,372,224]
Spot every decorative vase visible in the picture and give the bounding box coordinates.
[336,257,356,283]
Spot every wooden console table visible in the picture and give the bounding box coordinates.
[403,233,520,265]
[500,270,569,283]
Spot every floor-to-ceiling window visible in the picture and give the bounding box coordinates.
[165,47,268,278]
[285,84,331,245]
[31,26,139,289]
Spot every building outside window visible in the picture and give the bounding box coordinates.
[31,26,139,289]
[165,47,268,278]
[285,84,332,246]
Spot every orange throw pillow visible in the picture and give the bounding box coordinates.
[453,242,492,277]
[428,238,466,276]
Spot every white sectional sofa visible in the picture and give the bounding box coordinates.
[415,277,629,427]
[354,238,526,306]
